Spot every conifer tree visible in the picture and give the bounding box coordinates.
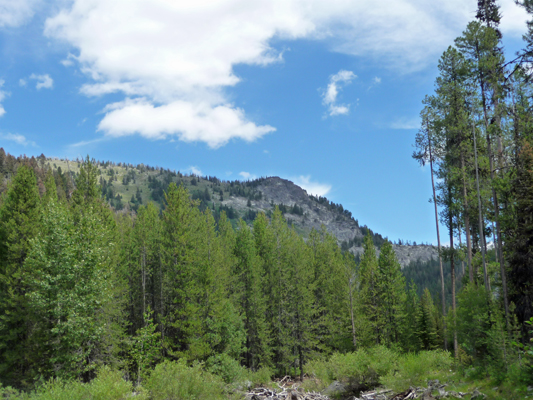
[357,232,381,346]
[418,288,440,350]
[377,240,407,346]
[403,281,421,351]
[506,142,533,330]
[0,165,41,387]
[42,168,57,204]
[25,198,122,381]
[190,208,244,362]
[161,183,197,358]
[285,228,316,380]
[133,203,161,332]
[308,226,351,352]
[233,219,270,370]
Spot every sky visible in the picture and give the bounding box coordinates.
[0,0,529,244]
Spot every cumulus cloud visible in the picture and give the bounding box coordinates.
[322,70,356,116]
[239,171,257,180]
[97,98,274,148]
[29,73,53,90]
[500,0,529,37]
[188,166,202,176]
[0,133,36,146]
[43,0,528,146]
[293,175,331,197]
[0,0,39,28]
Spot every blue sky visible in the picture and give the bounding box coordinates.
[0,0,529,244]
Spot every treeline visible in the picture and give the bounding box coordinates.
[0,157,469,391]
[411,0,533,376]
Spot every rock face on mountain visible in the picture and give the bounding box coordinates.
[221,177,437,267]
[41,157,436,267]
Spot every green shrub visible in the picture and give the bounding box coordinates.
[87,367,139,400]
[206,354,247,384]
[248,366,272,387]
[25,367,139,400]
[0,384,28,400]
[145,360,236,400]
[205,354,272,389]
[380,350,453,391]
[29,379,90,400]
[305,346,399,390]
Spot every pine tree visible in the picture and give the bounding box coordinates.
[284,228,316,380]
[233,219,270,370]
[71,155,99,206]
[403,281,421,351]
[25,199,121,381]
[161,183,198,358]
[357,232,381,346]
[0,165,41,387]
[42,168,58,204]
[506,142,533,330]
[418,288,440,350]
[132,203,161,333]
[308,226,351,352]
[377,240,407,346]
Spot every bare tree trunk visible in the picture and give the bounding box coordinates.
[299,344,304,382]
[473,123,489,292]
[458,225,465,276]
[448,187,458,359]
[429,135,447,351]
[349,276,357,348]
[460,152,473,283]
[160,254,165,357]
[142,246,146,324]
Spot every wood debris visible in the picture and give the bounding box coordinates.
[245,379,331,400]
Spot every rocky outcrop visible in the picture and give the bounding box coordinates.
[222,177,438,267]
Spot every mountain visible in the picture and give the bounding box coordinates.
[0,152,438,267]
[42,156,437,266]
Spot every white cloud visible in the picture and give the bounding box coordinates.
[373,77,381,84]
[67,137,107,149]
[500,0,529,37]
[293,175,332,197]
[0,133,36,146]
[0,79,8,117]
[29,73,53,90]
[239,171,257,180]
[390,117,419,130]
[322,70,356,116]
[97,98,274,148]
[188,166,202,176]
[60,53,76,67]
[19,79,27,87]
[0,0,39,28]
[43,0,529,146]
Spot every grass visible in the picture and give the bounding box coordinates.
[1,350,530,399]
[303,347,530,400]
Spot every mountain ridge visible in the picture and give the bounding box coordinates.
[0,151,438,267]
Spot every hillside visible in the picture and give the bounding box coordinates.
[43,156,437,266]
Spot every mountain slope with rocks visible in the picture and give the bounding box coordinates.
[0,153,437,267]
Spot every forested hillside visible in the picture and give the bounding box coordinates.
[0,156,446,389]
[0,151,438,267]
[3,1,533,398]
